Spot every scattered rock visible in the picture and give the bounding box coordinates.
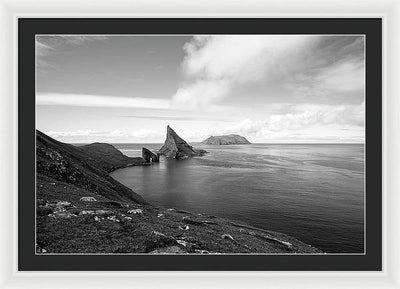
[80,210,95,215]
[49,211,77,218]
[152,231,167,237]
[95,210,112,215]
[53,201,71,207]
[149,246,186,254]
[157,213,164,218]
[107,215,120,222]
[203,220,218,225]
[94,216,101,222]
[123,216,133,221]
[222,234,235,241]
[45,201,76,218]
[80,196,97,202]
[194,249,212,254]
[36,246,47,253]
[176,240,189,247]
[127,208,143,215]
[142,147,160,162]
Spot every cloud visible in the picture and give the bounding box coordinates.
[118,114,234,122]
[37,93,170,110]
[47,129,164,143]
[181,102,365,142]
[171,35,316,110]
[172,80,230,110]
[171,35,365,111]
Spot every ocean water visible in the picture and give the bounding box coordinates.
[110,143,364,253]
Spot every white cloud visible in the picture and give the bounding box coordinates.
[37,93,170,110]
[47,129,164,143]
[172,80,230,110]
[180,102,365,142]
[172,35,365,112]
[172,35,316,110]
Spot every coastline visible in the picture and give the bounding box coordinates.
[36,130,323,254]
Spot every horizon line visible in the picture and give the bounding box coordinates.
[69,141,365,145]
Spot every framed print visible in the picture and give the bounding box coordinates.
[17,17,382,272]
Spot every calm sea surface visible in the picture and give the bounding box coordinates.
[110,143,364,253]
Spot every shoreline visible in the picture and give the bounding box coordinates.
[36,130,323,254]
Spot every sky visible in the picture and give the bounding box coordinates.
[36,35,365,143]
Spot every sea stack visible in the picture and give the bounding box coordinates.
[159,125,207,159]
[201,134,251,145]
[142,147,160,163]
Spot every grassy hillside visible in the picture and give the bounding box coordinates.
[36,130,146,203]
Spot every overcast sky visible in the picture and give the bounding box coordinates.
[36,35,365,143]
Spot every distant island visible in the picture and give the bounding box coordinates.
[202,134,251,145]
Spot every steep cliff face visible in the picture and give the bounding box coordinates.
[36,130,146,204]
[142,147,159,162]
[159,125,207,159]
[202,134,251,145]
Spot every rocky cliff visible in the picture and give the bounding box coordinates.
[142,147,159,162]
[159,125,207,159]
[202,134,251,145]
[36,130,146,204]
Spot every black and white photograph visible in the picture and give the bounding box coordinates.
[35,34,365,255]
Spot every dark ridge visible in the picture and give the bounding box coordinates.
[36,130,146,204]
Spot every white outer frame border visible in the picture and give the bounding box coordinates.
[0,1,398,289]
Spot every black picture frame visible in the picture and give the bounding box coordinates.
[18,18,382,271]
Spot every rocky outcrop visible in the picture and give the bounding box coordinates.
[159,125,207,159]
[201,134,251,145]
[142,147,159,162]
